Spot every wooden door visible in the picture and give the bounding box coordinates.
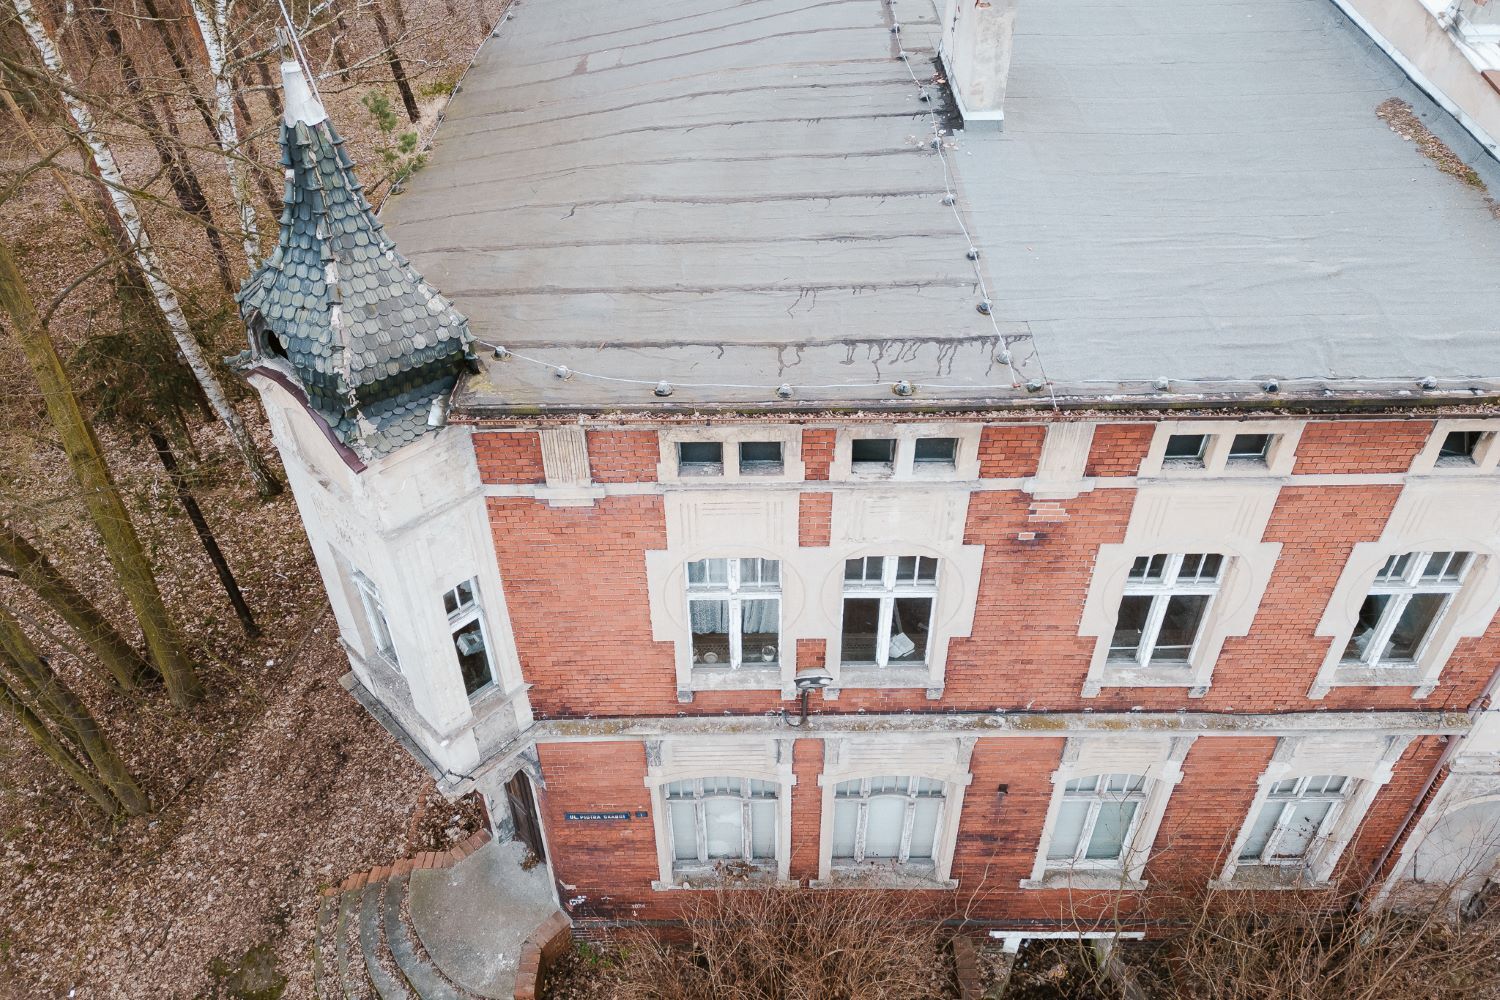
[505,771,546,862]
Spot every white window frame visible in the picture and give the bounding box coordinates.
[352,568,399,669]
[829,424,982,481]
[658,426,804,483]
[1340,551,1474,669]
[685,557,782,670]
[1108,553,1224,667]
[840,555,939,668]
[662,776,779,869]
[646,738,794,889]
[830,775,946,867]
[444,577,495,698]
[1044,773,1149,870]
[1139,419,1303,478]
[1410,419,1500,475]
[815,737,974,888]
[1078,483,1282,698]
[1235,775,1353,868]
[1218,736,1407,888]
[1024,736,1191,890]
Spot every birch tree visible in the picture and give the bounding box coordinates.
[0,233,204,710]
[9,0,283,499]
[186,0,262,267]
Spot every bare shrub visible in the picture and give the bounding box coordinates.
[605,885,950,1000]
[1070,876,1500,1000]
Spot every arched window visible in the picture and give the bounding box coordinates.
[832,775,945,866]
[1239,774,1353,866]
[1045,773,1147,867]
[663,777,777,867]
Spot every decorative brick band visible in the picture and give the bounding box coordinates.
[321,828,493,896]
[513,910,573,1000]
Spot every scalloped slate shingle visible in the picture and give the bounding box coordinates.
[236,113,472,460]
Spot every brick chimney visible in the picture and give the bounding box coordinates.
[940,0,1019,128]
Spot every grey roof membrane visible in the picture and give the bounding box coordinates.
[237,114,474,456]
[378,0,1500,413]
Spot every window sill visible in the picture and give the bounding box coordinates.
[812,866,957,891]
[686,665,783,693]
[1085,664,1206,697]
[1313,664,1435,698]
[1212,865,1331,891]
[831,665,934,694]
[1020,871,1147,892]
[654,863,783,890]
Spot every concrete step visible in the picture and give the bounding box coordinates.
[337,889,374,1000]
[313,896,337,1000]
[361,882,413,1000]
[382,875,467,1000]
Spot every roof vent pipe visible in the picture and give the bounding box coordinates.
[939,0,1019,129]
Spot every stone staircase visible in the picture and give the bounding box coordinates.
[313,831,499,1000]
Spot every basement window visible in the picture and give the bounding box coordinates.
[678,441,724,476]
[850,438,896,475]
[738,441,784,475]
[1163,434,1208,467]
[914,437,958,468]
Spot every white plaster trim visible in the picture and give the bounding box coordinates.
[1408,418,1500,475]
[643,736,796,888]
[1024,422,1097,499]
[815,735,976,884]
[1139,419,1305,479]
[1310,479,1500,699]
[658,425,804,484]
[1217,735,1409,885]
[1079,483,1282,697]
[1023,735,1192,887]
[828,423,983,483]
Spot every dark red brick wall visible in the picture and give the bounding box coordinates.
[587,430,659,483]
[790,738,823,883]
[474,431,544,484]
[798,492,832,547]
[1085,423,1155,477]
[536,742,660,922]
[1293,420,1432,475]
[978,425,1046,478]
[802,429,836,481]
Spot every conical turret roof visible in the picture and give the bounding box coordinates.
[236,60,472,461]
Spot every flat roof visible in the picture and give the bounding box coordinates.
[378,0,1500,414]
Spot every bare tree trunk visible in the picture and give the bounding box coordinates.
[10,0,284,500]
[137,0,282,218]
[91,6,235,291]
[0,677,118,814]
[0,234,204,710]
[0,602,150,815]
[251,54,283,121]
[330,11,353,82]
[185,0,262,268]
[0,522,154,690]
[147,427,259,638]
[372,9,420,123]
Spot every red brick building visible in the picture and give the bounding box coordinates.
[240,0,1500,943]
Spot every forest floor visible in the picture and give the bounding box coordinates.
[0,411,451,1000]
[0,1,506,995]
